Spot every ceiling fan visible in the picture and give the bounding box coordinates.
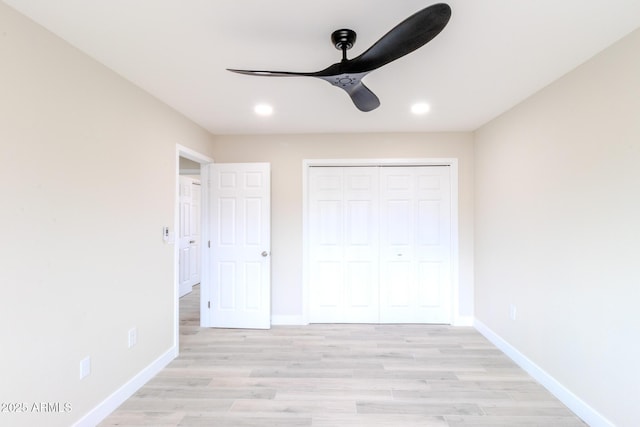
[228,3,451,112]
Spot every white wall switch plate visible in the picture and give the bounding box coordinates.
[80,356,91,379]
[128,327,137,348]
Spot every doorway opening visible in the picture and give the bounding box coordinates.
[174,145,213,353]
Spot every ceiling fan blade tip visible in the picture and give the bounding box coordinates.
[434,3,452,22]
[357,103,380,112]
[340,81,380,112]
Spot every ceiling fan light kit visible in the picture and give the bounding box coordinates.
[228,3,451,112]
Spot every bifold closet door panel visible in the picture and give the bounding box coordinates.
[379,166,452,324]
[308,167,379,323]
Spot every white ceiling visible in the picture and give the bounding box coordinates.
[4,0,640,135]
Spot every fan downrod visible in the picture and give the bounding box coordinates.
[331,29,357,61]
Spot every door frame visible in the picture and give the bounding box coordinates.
[302,158,460,325]
[174,145,213,352]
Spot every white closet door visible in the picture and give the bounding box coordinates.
[309,167,379,323]
[379,166,451,323]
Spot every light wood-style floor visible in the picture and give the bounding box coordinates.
[100,287,586,426]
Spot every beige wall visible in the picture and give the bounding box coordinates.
[0,4,215,426]
[474,28,640,426]
[210,132,475,321]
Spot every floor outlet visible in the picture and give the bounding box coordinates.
[128,328,138,348]
[80,356,91,379]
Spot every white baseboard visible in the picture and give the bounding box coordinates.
[453,315,474,326]
[73,346,177,427]
[271,315,473,327]
[474,319,613,427]
[271,315,307,326]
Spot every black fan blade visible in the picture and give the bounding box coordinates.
[346,3,451,74]
[341,81,380,112]
[344,82,380,112]
[227,69,316,77]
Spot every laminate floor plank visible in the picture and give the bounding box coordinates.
[445,414,588,427]
[178,415,312,427]
[312,414,449,427]
[99,286,586,426]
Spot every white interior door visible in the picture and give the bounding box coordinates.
[178,176,201,297]
[308,167,379,322]
[190,181,201,286]
[379,166,451,323]
[205,163,271,329]
[308,165,451,324]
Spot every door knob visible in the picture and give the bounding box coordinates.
[261,251,269,257]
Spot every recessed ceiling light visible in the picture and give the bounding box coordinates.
[411,102,431,115]
[254,103,274,116]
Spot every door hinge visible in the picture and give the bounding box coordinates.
[208,301,211,309]
[208,240,211,248]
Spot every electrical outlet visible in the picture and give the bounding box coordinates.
[80,356,91,379]
[509,304,517,321]
[128,327,137,348]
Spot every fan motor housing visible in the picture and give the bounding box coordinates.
[331,29,357,51]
